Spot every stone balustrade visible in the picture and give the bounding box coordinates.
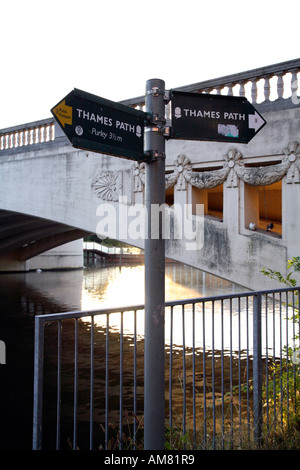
[123,58,300,109]
[0,118,55,151]
[1,58,299,152]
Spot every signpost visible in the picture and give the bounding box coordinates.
[170,90,266,143]
[51,88,149,161]
[51,84,266,451]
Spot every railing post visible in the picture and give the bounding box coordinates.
[144,78,166,450]
[253,292,263,445]
[32,316,45,450]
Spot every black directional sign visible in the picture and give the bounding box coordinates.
[170,90,266,144]
[51,89,149,161]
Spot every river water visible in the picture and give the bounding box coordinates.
[0,260,247,450]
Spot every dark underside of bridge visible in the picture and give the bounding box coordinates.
[0,209,90,261]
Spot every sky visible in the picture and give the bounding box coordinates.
[1,0,299,129]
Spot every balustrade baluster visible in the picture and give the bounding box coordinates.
[291,71,298,99]
[50,123,55,141]
[239,82,245,97]
[264,76,270,101]
[277,74,284,99]
[251,79,258,103]
[227,84,233,96]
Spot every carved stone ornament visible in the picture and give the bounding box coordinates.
[284,141,300,184]
[92,141,299,201]
[233,141,299,186]
[92,171,119,201]
[166,154,192,190]
[133,162,145,192]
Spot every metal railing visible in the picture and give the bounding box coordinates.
[32,286,300,450]
[83,241,143,255]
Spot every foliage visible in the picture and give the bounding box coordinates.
[84,234,130,248]
[261,256,300,287]
[261,257,300,441]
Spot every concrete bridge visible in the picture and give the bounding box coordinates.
[1,59,300,290]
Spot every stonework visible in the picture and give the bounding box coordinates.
[91,141,300,203]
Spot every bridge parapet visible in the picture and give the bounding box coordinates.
[1,59,299,154]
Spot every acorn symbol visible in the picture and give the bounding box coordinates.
[174,107,182,119]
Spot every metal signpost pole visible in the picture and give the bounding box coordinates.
[144,79,166,450]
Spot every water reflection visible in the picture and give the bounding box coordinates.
[82,263,244,310]
[0,261,244,449]
[0,261,296,449]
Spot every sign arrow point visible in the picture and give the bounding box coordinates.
[52,100,72,128]
[248,111,265,133]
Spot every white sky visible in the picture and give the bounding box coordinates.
[1,0,299,129]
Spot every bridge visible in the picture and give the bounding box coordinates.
[1,58,300,290]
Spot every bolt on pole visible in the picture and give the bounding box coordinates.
[144,78,166,450]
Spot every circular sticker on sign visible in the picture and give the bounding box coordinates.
[75,125,83,136]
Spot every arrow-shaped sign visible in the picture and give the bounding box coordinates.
[51,89,149,161]
[170,91,266,144]
[52,100,72,128]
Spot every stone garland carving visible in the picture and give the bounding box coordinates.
[92,141,300,200]
[163,141,300,190]
[234,156,291,186]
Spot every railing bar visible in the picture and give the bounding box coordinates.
[56,320,62,450]
[133,309,137,450]
[182,304,186,443]
[212,300,215,449]
[246,296,250,440]
[89,316,94,450]
[221,299,224,450]
[279,292,283,429]
[285,291,290,430]
[298,290,300,415]
[105,313,109,450]
[253,293,263,444]
[73,318,78,450]
[238,296,242,447]
[230,298,233,448]
[119,311,124,450]
[202,302,206,448]
[292,291,297,417]
[169,306,173,436]
[192,303,196,446]
[32,316,45,450]
[272,293,277,434]
[297,290,300,420]
[265,294,269,434]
